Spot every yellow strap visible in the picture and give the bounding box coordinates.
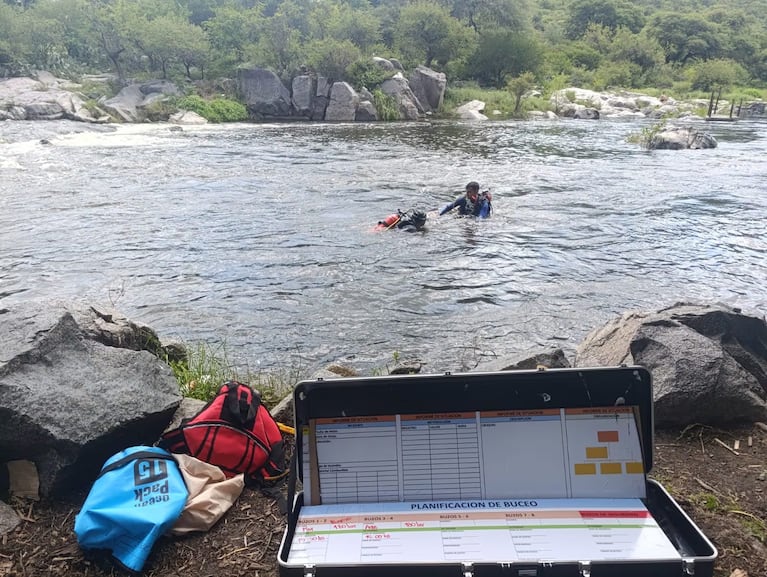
[384,216,401,230]
[277,422,296,435]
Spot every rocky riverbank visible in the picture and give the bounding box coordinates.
[3,68,764,125]
[1,299,766,576]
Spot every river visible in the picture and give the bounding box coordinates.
[1,117,765,375]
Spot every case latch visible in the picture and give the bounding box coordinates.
[303,564,315,577]
[683,558,696,575]
[578,561,591,577]
[462,562,474,577]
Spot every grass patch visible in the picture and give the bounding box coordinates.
[729,509,767,542]
[443,86,516,117]
[175,95,248,122]
[626,117,668,149]
[167,341,303,408]
[372,89,400,121]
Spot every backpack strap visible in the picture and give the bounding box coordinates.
[157,427,188,454]
[222,381,259,429]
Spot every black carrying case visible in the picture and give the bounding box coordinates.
[278,367,717,577]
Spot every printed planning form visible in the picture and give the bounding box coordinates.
[302,407,647,505]
[286,498,681,565]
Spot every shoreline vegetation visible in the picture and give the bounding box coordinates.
[167,340,304,408]
[1,0,766,123]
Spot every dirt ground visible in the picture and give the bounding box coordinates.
[1,423,765,577]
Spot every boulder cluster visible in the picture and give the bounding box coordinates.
[238,62,446,122]
[0,61,447,124]
[2,299,765,509]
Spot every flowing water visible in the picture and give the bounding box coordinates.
[1,117,765,374]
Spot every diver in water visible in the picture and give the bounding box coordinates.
[375,209,428,232]
[438,181,492,218]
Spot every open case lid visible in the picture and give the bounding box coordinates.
[292,366,654,490]
[282,366,718,576]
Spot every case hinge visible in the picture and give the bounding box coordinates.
[683,558,696,575]
[579,561,591,577]
[303,564,315,577]
[462,562,474,577]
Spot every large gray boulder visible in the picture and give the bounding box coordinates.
[0,500,20,536]
[0,301,183,497]
[312,76,331,120]
[355,100,378,121]
[325,81,359,121]
[101,84,144,122]
[575,302,767,427]
[372,56,396,71]
[239,67,293,118]
[455,99,488,121]
[93,77,181,123]
[380,72,423,120]
[481,348,571,372]
[140,79,181,97]
[573,107,600,120]
[409,66,446,113]
[0,76,108,123]
[292,74,315,118]
[649,126,718,150]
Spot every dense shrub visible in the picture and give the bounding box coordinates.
[372,89,399,121]
[592,61,641,90]
[346,59,395,91]
[304,39,362,81]
[688,59,749,91]
[176,95,248,122]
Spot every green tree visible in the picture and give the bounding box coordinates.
[705,8,763,76]
[177,22,211,79]
[88,0,152,83]
[204,5,262,63]
[303,38,362,80]
[394,1,471,68]
[308,0,381,51]
[31,0,102,68]
[560,41,602,70]
[507,70,535,113]
[269,0,314,41]
[581,23,613,54]
[373,0,407,49]
[136,15,210,78]
[177,0,217,26]
[468,30,541,88]
[448,0,530,34]
[0,3,22,70]
[646,12,722,64]
[250,11,304,78]
[688,58,748,91]
[566,0,644,40]
[332,3,382,51]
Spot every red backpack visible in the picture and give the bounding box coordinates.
[159,381,287,487]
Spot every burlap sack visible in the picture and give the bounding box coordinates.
[170,454,245,535]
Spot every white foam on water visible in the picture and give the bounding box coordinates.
[0,157,25,170]
[50,122,253,148]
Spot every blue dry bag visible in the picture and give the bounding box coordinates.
[74,446,189,572]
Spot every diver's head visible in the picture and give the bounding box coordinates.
[466,181,480,202]
[411,210,427,229]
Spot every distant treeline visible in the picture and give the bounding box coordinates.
[1,0,765,96]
